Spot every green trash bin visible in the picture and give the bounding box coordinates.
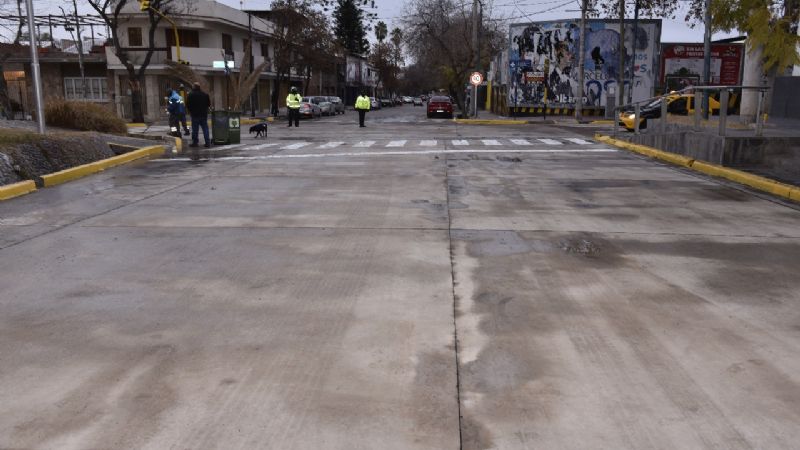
[211,111,242,145]
[212,110,229,145]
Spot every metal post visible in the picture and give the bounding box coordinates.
[755,88,764,136]
[634,102,640,134]
[702,0,711,120]
[613,107,618,138]
[694,90,702,131]
[719,89,728,137]
[660,95,668,132]
[617,1,625,112]
[25,0,45,134]
[575,0,587,122]
[629,0,639,104]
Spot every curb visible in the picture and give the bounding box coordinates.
[42,145,166,187]
[453,119,529,125]
[126,123,147,128]
[596,134,800,202]
[0,180,37,201]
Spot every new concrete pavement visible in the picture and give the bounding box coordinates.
[1,107,799,449]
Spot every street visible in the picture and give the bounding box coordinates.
[1,105,800,449]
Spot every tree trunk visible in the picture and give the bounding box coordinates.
[129,78,145,123]
[0,59,13,119]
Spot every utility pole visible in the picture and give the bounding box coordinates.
[702,0,711,119]
[472,0,479,118]
[617,0,626,111]
[25,0,45,134]
[629,0,639,103]
[575,0,587,122]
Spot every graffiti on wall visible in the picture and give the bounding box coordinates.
[508,19,661,108]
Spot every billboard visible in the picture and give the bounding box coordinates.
[508,19,662,108]
[660,43,744,92]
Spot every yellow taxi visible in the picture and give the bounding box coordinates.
[619,93,721,131]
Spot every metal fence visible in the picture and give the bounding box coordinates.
[611,85,771,139]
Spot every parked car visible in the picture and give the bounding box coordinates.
[370,97,381,109]
[299,98,322,118]
[307,96,333,116]
[327,96,345,114]
[413,97,423,106]
[394,97,403,106]
[420,94,428,102]
[427,95,454,119]
[618,93,721,131]
[380,98,393,107]
[403,96,414,104]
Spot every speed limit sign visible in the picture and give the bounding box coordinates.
[469,72,483,86]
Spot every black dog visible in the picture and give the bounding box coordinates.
[249,122,268,138]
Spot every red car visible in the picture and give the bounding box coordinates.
[427,96,454,119]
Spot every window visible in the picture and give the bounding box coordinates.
[128,27,142,46]
[222,33,233,56]
[64,77,108,101]
[165,29,200,48]
[260,43,269,59]
[243,38,250,52]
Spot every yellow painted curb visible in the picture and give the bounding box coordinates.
[590,120,615,125]
[126,123,147,128]
[42,145,165,187]
[0,180,37,201]
[597,134,798,202]
[453,119,528,125]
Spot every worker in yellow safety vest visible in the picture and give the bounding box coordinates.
[355,91,371,128]
[286,86,302,127]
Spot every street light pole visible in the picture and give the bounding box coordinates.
[25,0,45,134]
[472,0,479,118]
[575,0,587,122]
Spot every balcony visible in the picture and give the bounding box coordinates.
[105,46,273,73]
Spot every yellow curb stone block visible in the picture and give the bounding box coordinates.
[0,180,37,201]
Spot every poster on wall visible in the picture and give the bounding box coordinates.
[660,43,744,92]
[508,19,662,109]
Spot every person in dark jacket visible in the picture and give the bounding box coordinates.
[167,88,190,135]
[186,82,211,148]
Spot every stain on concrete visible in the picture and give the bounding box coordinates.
[461,412,494,450]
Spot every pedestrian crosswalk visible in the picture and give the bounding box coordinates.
[267,137,597,150]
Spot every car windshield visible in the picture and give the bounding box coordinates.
[430,96,451,103]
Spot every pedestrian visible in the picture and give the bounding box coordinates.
[186,82,211,148]
[355,91,371,128]
[167,87,190,135]
[286,86,302,127]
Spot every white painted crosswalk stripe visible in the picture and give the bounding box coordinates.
[420,140,437,146]
[482,139,501,146]
[452,140,469,146]
[354,140,376,147]
[387,140,407,147]
[247,143,279,150]
[510,139,532,145]
[537,138,563,145]
[318,141,344,148]
[281,142,311,150]
[565,138,592,145]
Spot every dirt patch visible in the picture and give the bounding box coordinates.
[0,131,115,186]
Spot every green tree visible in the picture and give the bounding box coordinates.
[333,0,370,55]
[708,0,799,72]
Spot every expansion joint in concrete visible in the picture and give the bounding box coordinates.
[443,153,465,450]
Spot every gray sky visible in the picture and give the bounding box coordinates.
[6,0,738,45]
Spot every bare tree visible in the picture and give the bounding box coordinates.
[0,0,25,118]
[403,0,505,114]
[87,0,187,122]
[59,0,87,100]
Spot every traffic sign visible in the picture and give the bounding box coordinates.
[470,72,483,86]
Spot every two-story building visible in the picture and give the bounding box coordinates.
[107,0,296,121]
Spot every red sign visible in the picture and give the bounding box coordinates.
[660,43,744,87]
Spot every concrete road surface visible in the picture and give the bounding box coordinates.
[1,106,799,449]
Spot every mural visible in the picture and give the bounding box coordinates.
[508,19,661,108]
